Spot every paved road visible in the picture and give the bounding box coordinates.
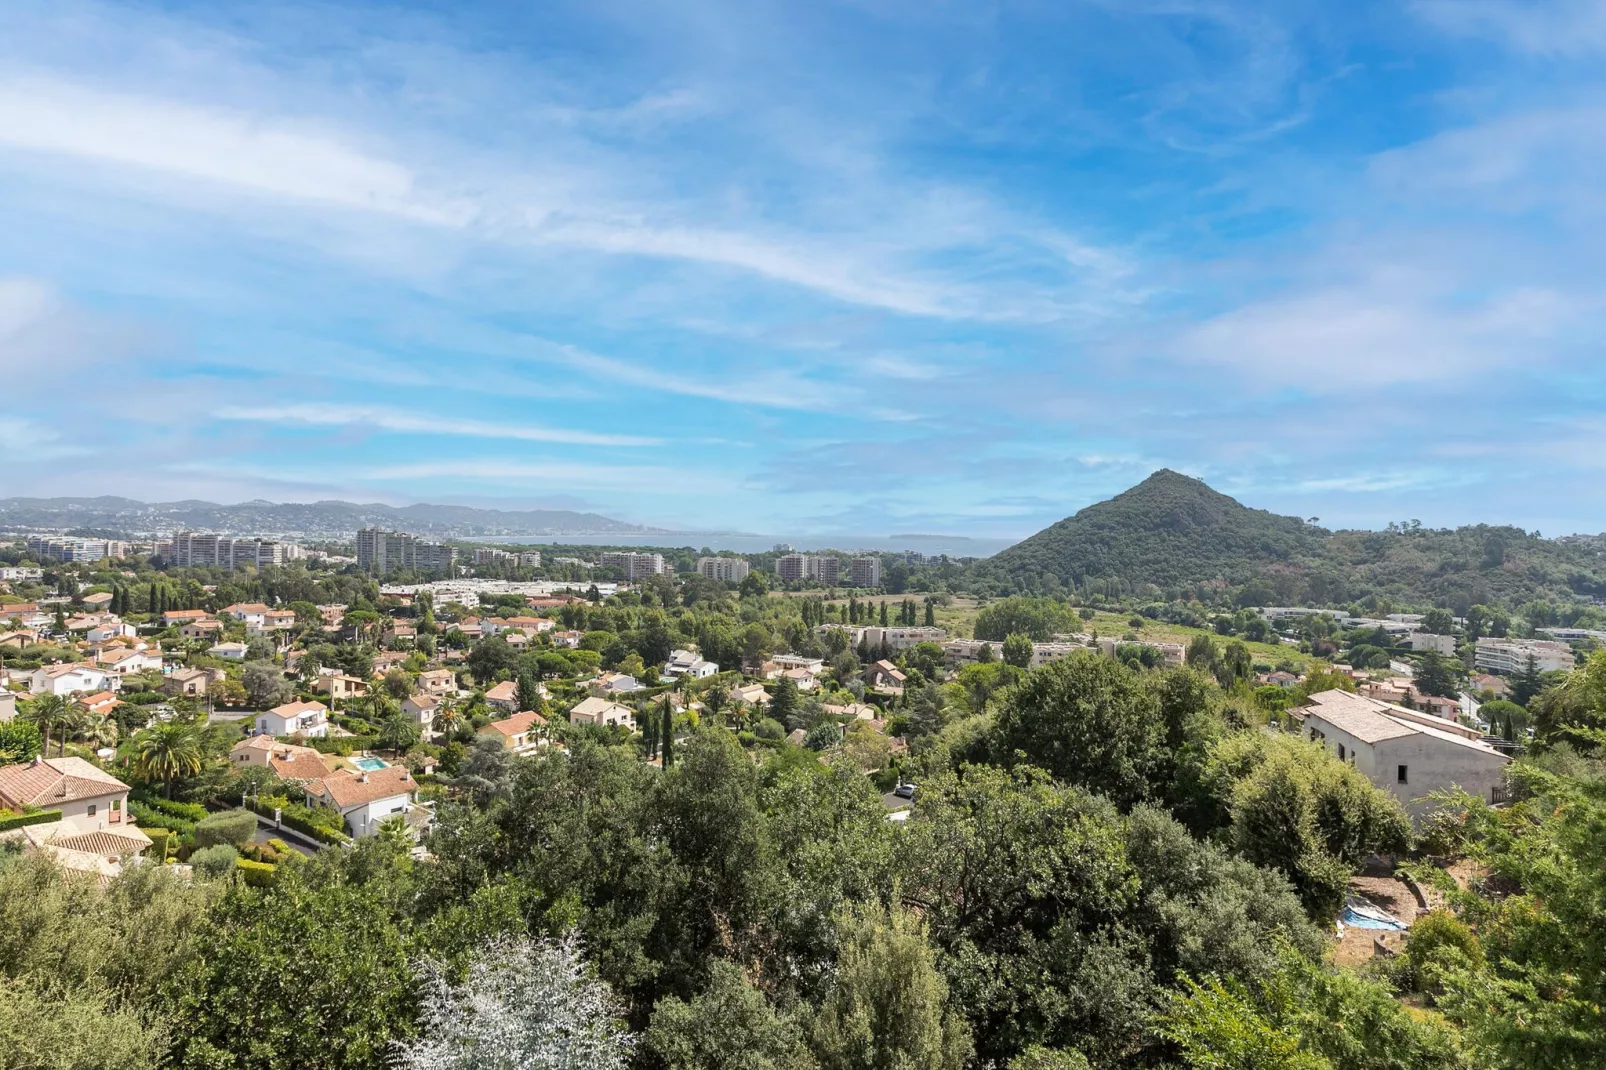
[881,791,914,811]
[251,815,326,855]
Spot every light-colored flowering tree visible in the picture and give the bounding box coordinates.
[393,933,635,1070]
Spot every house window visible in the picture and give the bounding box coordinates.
[1397,765,1409,784]
[86,804,96,817]
[1337,744,1346,761]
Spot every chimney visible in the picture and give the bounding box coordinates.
[358,773,368,783]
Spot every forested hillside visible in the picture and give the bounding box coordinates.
[968,470,1606,611]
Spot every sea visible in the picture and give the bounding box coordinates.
[477,532,1017,558]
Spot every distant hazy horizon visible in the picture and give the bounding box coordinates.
[479,532,1018,558]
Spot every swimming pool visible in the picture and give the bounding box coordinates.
[352,756,388,772]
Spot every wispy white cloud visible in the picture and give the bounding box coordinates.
[545,343,846,413]
[1172,279,1582,387]
[215,403,657,447]
[1412,0,1606,56]
[361,459,729,495]
[0,77,472,225]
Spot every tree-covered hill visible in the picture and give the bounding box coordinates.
[968,470,1606,611]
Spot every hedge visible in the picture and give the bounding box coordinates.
[305,735,378,756]
[0,809,62,832]
[236,858,278,887]
[130,800,195,836]
[244,798,350,846]
[143,827,175,858]
[134,796,208,823]
[193,809,259,849]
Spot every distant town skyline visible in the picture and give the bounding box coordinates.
[3,2,1605,537]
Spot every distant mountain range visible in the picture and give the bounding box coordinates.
[0,497,653,539]
[968,470,1606,609]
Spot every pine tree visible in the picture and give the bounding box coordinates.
[1511,654,1544,708]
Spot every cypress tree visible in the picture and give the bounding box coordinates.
[661,698,674,768]
[925,601,936,627]
[880,602,889,627]
[148,582,159,615]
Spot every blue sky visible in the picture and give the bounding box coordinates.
[2,0,1604,539]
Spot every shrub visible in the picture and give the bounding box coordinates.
[142,827,174,859]
[754,718,785,741]
[0,808,61,832]
[137,796,209,822]
[244,796,350,845]
[1405,911,1483,994]
[129,800,196,836]
[236,857,278,888]
[193,810,259,849]
[190,844,240,880]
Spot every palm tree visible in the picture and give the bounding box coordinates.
[378,709,420,757]
[375,814,415,856]
[21,694,73,757]
[134,721,204,799]
[701,685,727,727]
[70,708,119,752]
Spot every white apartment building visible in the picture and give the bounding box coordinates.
[357,528,457,575]
[943,637,1084,669]
[599,552,665,580]
[1474,637,1576,675]
[0,567,43,581]
[1300,690,1509,821]
[1256,607,1353,624]
[698,556,751,583]
[856,626,947,653]
[25,537,129,563]
[808,556,841,585]
[775,554,809,583]
[167,533,297,569]
[1542,627,1606,644]
[850,557,882,588]
[1406,632,1458,656]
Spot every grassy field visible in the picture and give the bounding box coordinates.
[775,593,1314,671]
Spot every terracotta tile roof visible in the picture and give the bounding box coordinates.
[270,751,333,782]
[46,827,152,855]
[225,603,271,614]
[483,711,547,737]
[0,756,129,808]
[484,680,518,702]
[267,700,329,719]
[311,765,415,807]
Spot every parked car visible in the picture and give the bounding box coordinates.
[893,781,917,799]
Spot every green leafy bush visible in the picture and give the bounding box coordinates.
[0,808,61,832]
[235,857,277,887]
[1405,911,1483,994]
[193,810,258,849]
[245,796,350,845]
[141,827,174,859]
[189,844,239,880]
[129,800,195,836]
[135,796,208,823]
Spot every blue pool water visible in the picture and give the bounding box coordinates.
[352,757,387,772]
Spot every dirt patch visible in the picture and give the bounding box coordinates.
[1349,874,1420,925]
[1330,872,1417,968]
